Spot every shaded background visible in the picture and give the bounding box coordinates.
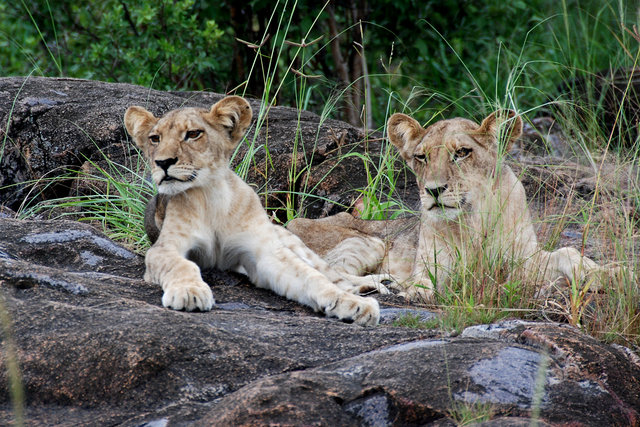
[2,0,639,146]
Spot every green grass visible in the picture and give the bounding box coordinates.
[392,313,439,329]
[449,400,495,426]
[17,141,154,253]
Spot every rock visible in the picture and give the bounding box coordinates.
[203,321,640,426]
[0,218,639,425]
[0,217,436,424]
[0,76,417,219]
[378,307,438,325]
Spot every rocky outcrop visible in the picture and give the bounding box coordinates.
[207,322,640,426]
[0,218,639,425]
[0,76,416,219]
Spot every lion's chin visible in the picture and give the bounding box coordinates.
[424,193,467,218]
[153,170,200,195]
[427,208,462,221]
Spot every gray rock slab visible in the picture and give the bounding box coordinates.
[0,218,638,425]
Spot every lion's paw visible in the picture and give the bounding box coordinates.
[353,274,393,295]
[399,284,434,303]
[325,293,380,326]
[336,274,392,295]
[162,281,215,311]
[577,263,631,292]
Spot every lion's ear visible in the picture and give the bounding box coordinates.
[205,96,253,149]
[387,113,425,161]
[124,106,158,152]
[476,110,522,153]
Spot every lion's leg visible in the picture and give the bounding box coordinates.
[302,234,391,295]
[323,236,387,276]
[330,272,392,295]
[528,247,609,290]
[241,230,380,326]
[394,256,438,303]
[145,242,215,312]
[391,233,451,303]
[274,227,390,295]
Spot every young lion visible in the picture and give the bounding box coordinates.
[124,96,380,326]
[288,111,608,301]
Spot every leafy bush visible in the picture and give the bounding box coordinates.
[2,0,225,90]
[0,2,45,75]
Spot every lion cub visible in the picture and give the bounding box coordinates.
[124,96,379,326]
[289,111,611,301]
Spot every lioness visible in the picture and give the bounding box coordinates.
[288,111,607,301]
[124,96,380,326]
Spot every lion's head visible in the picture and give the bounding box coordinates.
[387,110,523,221]
[124,96,252,195]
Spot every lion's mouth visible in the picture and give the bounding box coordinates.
[160,176,177,183]
[429,202,456,211]
[428,196,466,211]
[159,172,197,185]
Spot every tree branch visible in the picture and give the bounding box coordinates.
[119,1,139,37]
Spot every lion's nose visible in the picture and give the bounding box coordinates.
[426,185,447,200]
[155,157,178,172]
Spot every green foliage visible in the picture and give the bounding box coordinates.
[0,2,45,75]
[2,0,225,90]
[76,0,223,89]
[3,0,639,131]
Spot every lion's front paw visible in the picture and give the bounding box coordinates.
[335,277,391,296]
[162,281,215,311]
[325,293,380,326]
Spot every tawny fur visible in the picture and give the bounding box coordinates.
[288,111,612,301]
[124,96,380,326]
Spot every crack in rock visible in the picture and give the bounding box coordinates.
[22,230,135,259]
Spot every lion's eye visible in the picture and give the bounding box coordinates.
[149,135,160,144]
[453,147,472,162]
[414,154,427,163]
[185,129,203,140]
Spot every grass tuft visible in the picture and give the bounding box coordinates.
[18,144,154,253]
